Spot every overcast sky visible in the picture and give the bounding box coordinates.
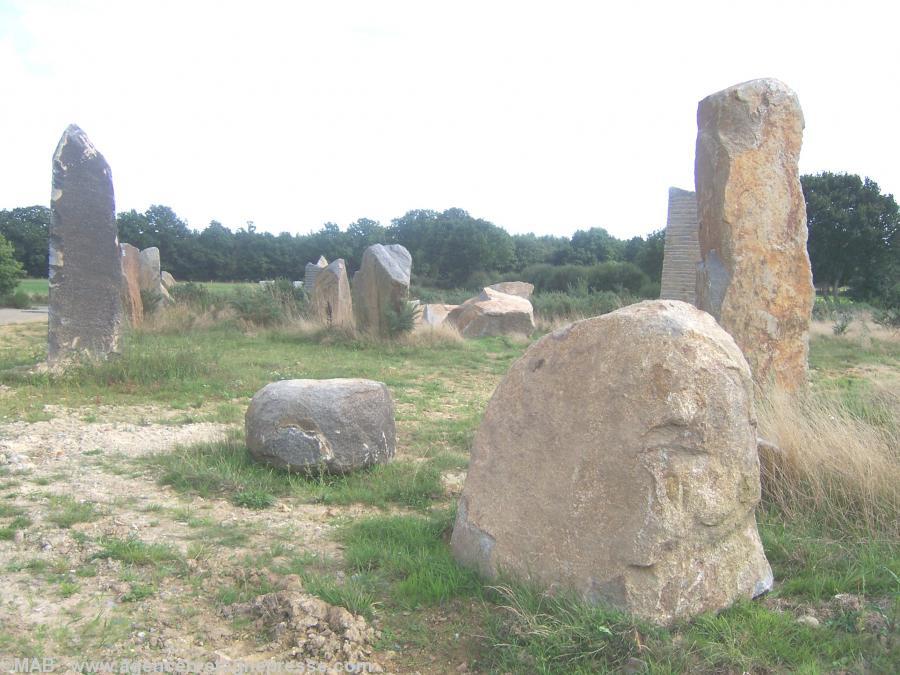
[2,0,898,240]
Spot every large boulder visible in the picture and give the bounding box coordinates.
[451,300,773,625]
[119,243,144,327]
[695,78,814,391]
[245,379,396,474]
[486,281,534,300]
[311,259,354,328]
[351,244,412,336]
[48,125,124,364]
[446,287,535,338]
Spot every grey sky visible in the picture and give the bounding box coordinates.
[2,0,898,240]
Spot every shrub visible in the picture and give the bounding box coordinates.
[140,289,163,314]
[229,287,283,326]
[1,289,32,309]
[171,281,213,311]
[384,302,420,338]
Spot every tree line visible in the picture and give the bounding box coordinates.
[0,204,665,293]
[1,172,897,303]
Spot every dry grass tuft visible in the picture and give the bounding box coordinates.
[139,304,237,334]
[757,386,900,535]
[534,313,587,333]
[403,322,465,347]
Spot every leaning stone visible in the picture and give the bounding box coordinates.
[119,243,144,327]
[245,379,396,474]
[485,281,534,300]
[311,259,354,328]
[48,125,124,364]
[451,300,773,625]
[446,287,534,338]
[160,271,176,289]
[351,244,412,336]
[695,78,815,391]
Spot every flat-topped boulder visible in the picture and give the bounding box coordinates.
[452,300,772,625]
[351,244,412,336]
[246,379,396,474]
[486,281,534,300]
[446,287,535,338]
[695,78,814,391]
[311,259,354,328]
[48,125,124,364]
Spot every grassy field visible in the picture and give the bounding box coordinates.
[0,305,897,672]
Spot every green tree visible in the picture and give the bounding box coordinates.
[0,233,25,297]
[802,173,899,300]
[0,206,49,277]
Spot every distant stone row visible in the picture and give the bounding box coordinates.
[305,247,536,338]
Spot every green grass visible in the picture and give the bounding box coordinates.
[45,495,100,528]
[91,536,182,567]
[16,278,48,295]
[145,431,447,510]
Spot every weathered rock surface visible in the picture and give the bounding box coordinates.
[160,270,176,289]
[486,281,534,300]
[695,78,814,391]
[451,300,773,625]
[48,125,124,363]
[245,379,395,473]
[137,247,173,304]
[660,187,700,304]
[119,243,144,327]
[351,244,412,336]
[304,255,328,290]
[420,303,458,327]
[311,259,353,328]
[446,287,535,338]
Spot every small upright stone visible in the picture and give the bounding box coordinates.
[695,78,815,390]
[160,271,176,290]
[352,244,412,336]
[138,247,173,304]
[452,300,772,625]
[119,243,144,327]
[311,259,354,328]
[48,125,124,363]
[660,187,700,304]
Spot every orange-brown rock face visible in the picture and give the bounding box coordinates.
[695,78,814,391]
[119,243,144,327]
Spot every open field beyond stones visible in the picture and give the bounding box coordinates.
[0,315,898,673]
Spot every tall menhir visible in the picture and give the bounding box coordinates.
[48,125,124,364]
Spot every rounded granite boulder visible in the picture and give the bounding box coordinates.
[245,379,396,474]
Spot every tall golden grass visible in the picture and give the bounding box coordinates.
[757,385,900,536]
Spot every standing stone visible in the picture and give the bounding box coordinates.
[304,255,328,289]
[48,125,124,364]
[119,243,144,327]
[138,247,173,304]
[245,379,396,474]
[660,187,701,304]
[311,259,354,328]
[351,244,412,336]
[420,303,458,327]
[695,78,814,391]
[452,300,773,625]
